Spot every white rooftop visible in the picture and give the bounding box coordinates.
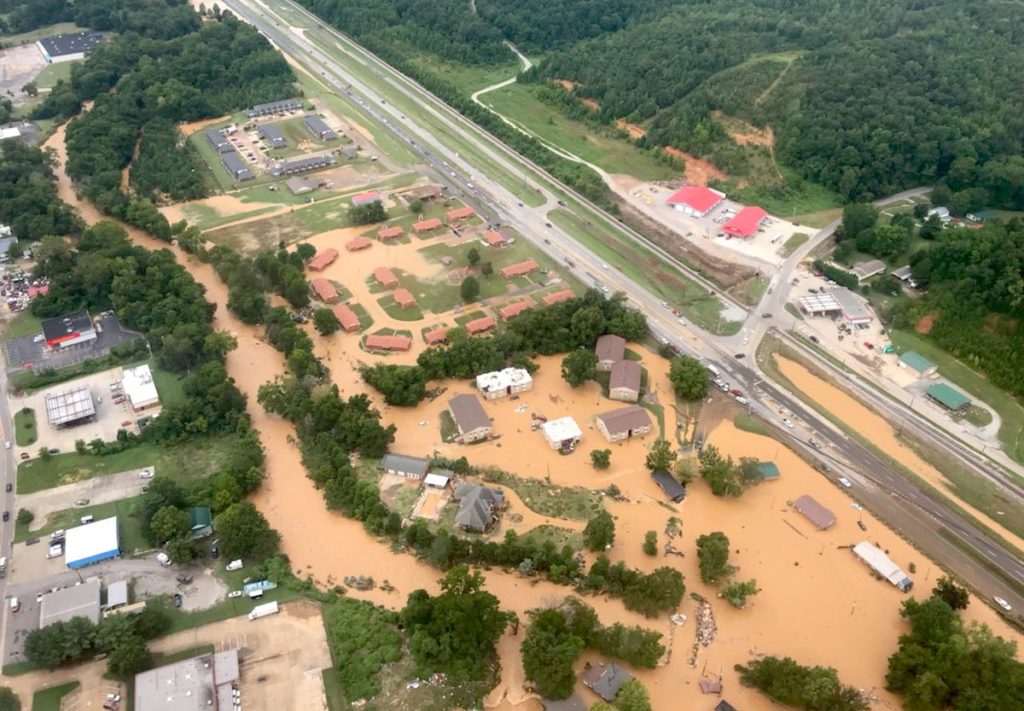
[799,293,841,313]
[542,416,582,443]
[424,472,452,487]
[853,541,911,587]
[122,364,160,409]
[44,384,96,425]
[64,516,119,568]
[475,367,532,394]
[106,580,129,608]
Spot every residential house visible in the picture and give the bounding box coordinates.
[379,454,430,479]
[582,662,632,702]
[448,394,493,443]
[608,360,642,402]
[594,406,652,443]
[453,483,504,532]
[595,334,626,371]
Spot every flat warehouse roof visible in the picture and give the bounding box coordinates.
[42,310,92,341]
[122,364,159,408]
[38,31,102,57]
[45,385,96,425]
[64,516,119,568]
[831,287,873,321]
[40,580,101,627]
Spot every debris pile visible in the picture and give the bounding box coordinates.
[687,599,718,667]
[343,575,375,590]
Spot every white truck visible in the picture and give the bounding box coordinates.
[248,601,278,621]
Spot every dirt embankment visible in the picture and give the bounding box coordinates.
[662,146,728,186]
[610,194,758,290]
[615,119,646,140]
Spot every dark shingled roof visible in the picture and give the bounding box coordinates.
[582,662,632,701]
[448,394,492,434]
[596,405,651,436]
[609,360,642,392]
[793,495,836,530]
[378,454,429,477]
[454,483,504,531]
[651,470,686,502]
[595,333,626,363]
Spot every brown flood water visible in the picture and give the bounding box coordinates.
[44,121,1020,710]
[774,354,1024,552]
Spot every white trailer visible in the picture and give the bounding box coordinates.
[248,600,279,620]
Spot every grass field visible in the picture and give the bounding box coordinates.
[14,407,37,446]
[781,232,810,257]
[17,434,244,494]
[3,310,43,339]
[31,681,80,711]
[478,467,604,521]
[730,166,842,217]
[32,60,75,89]
[0,22,85,46]
[733,411,773,438]
[16,495,147,552]
[889,329,1024,464]
[481,83,677,181]
[791,207,843,229]
[409,51,520,95]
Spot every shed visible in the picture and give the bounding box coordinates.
[757,461,780,481]
[424,471,452,489]
[40,580,101,628]
[595,334,626,371]
[898,351,937,377]
[105,580,129,609]
[65,517,120,568]
[189,507,213,539]
[792,495,836,530]
[379,454,430,479]
[891,265,913,281]
[582,662,632,702]
[651,470,686,502]
[926,383,970,412]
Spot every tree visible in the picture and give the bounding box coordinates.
[349,202,387,225]
[149,506,191,544]
[460,275,480,301]
[645,438,677,472]
[408,198,423,213]
[38,445,50,460]
[467,247,480,266]
[614,679,652,711]
[521,608,585,699]
[737,656,868,711]
[214,502,280,562]
[105,632,151,678]
[16,509,33,527]
[561,349,598,387]
[674,458,695,484]
[313,307,341,335]
[841,203,879,241]
[931,576,969,610]
[696,532,735,584]
[722,579,760,608]
[642,531,657,556]
[918,214,943,240]
[0,687,19,711]
[583,511,615,551]
[698,445,742,497]
[590,449,611,469]
[362,364,428,406]
[21,81,38,97]
[668,356,708,400]
[481,261,494,276]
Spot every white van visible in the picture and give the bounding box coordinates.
[9,597,19,613]
[706,363,722,378]
[80,515,94,525]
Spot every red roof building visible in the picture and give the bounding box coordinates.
[393,288,417,309]
[666,185,725,217]
[722,206,768,238]
[310,277,339,304]
[484,231,507,247]
[307,248,339,271]
[377,225,404,241]
[365,334,412,351]
[499,300,533,320]
[345,237,373,252]
[373,267,399,289]
[332,303,361,332]
[413,218,443,233]
[465,316,496,335]
[351,190,382,206]
[500,259,540,279]
[446,206,475,222]
[542,289,575,306]
[424,327,450,345]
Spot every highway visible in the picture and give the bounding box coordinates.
[225,0,1023,617]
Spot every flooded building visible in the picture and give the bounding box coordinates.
[595,334,626,371]
[852,541,914,592]
[594,405,652,443]
[346,237,373,252]
[393,288,417,309]
[307,248,339,272]
[378,225,404,241]
[608,360,642,402]
[332,304,361,333]
[453,483,504,532]
[541,417,582,452]
[310,278,339,304]
[476,367,533,400]
[364,334,411,351]
[651,470,686,503]
[448,394,493,443]
[793,495,837,530]
[582,662,632,702]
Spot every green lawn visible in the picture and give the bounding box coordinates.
[17,496,147,552]
[744,275,769,304]
[31,680,80,711]
[791,208,843,229]
[393,485,420,518]
[146,586,303,635]
[730,166,842,218]
[408,51,519,95]
[889,329,1024,463]
[733,412,773,438]
[14,407,37,446]
[377,294,424,321]
[32,60,76,89]
[180,203,280,232]
[17,434,244,494]
[481,83,677,181]
[520,524,583,551]
[781,232,810,257]
[3,310,43,339]
[478,467,604,521]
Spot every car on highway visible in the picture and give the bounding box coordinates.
[838,476,852,488]
[994,596,1012,612]
[734,353,746,359]
[782,419,794,429]
[1,512,8,522]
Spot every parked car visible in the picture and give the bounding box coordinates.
[139,468,154,479]
[226,559,244,571]
[227,591,243,599]
[4,483,10,492]
[2,511,8,522]
[838,476,853,488]
[19,453,28,460]
[74,499,89,507]
[25,537,39,545]
[173,593,183,608]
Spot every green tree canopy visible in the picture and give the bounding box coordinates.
[644,438,677,472]
[214,501,280,562]
[583,511,615,551]
[668,356,708,400]
[561,349,599,387]
[696,531,735,584]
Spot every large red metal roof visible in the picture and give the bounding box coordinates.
[666,185,724,213]
[722,206,768,237]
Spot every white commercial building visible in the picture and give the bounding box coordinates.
[541,417,582,451]
[475,367,533,400]
[121,364,161,411]
[64,516,120,569]
[852,541,913,592]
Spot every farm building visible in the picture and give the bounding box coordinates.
[378,225,404,241]
[64,517,120,569]
[285,176,325,195]
[424,327,450,345]
[42,310,96,349]
[501,259,540,279]
[448,394,493,443]
[453,483,504,532]
[446,206,475,222]
[595,405,652,443]
[793,495,836,530]
[666,186,725,217]
[332,304,361,332]
[609,360,642,402]
[220,151,253,181]
[476,367,533,400]
[582,662,632,702]
[258,123,286,148]
[379,453,430,479]
[757,461,780,481]
[898,351,937,378]
[722,206,767,238]
[413,218,443,234]
[651,470,686,503]
[37,31,103,62]
[853,259,887,281]
[269,153,335,177]
[45,385,96,427]
[543,290,575,306]
[926,383,971,412]
[499,300,533,320]
[307,248,339,271]
[852,541,913,592]
[204,128,232,153]
[393,288,417,309]
[352,190,382,206]
[346,237,373,252]
[465,316,496,335]
[485,231,508,247]
[247,99,302,117]
[365,334,411,351]
[542,417,582,452]
[134,649,240,711]
[310,278,339,304]
[122,364,160,411]
[303,115,338,140]
[594,334,626,371]
[373,267,399,288]
[39,581,101,628]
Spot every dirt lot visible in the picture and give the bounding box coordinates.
[0,44,47,96]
